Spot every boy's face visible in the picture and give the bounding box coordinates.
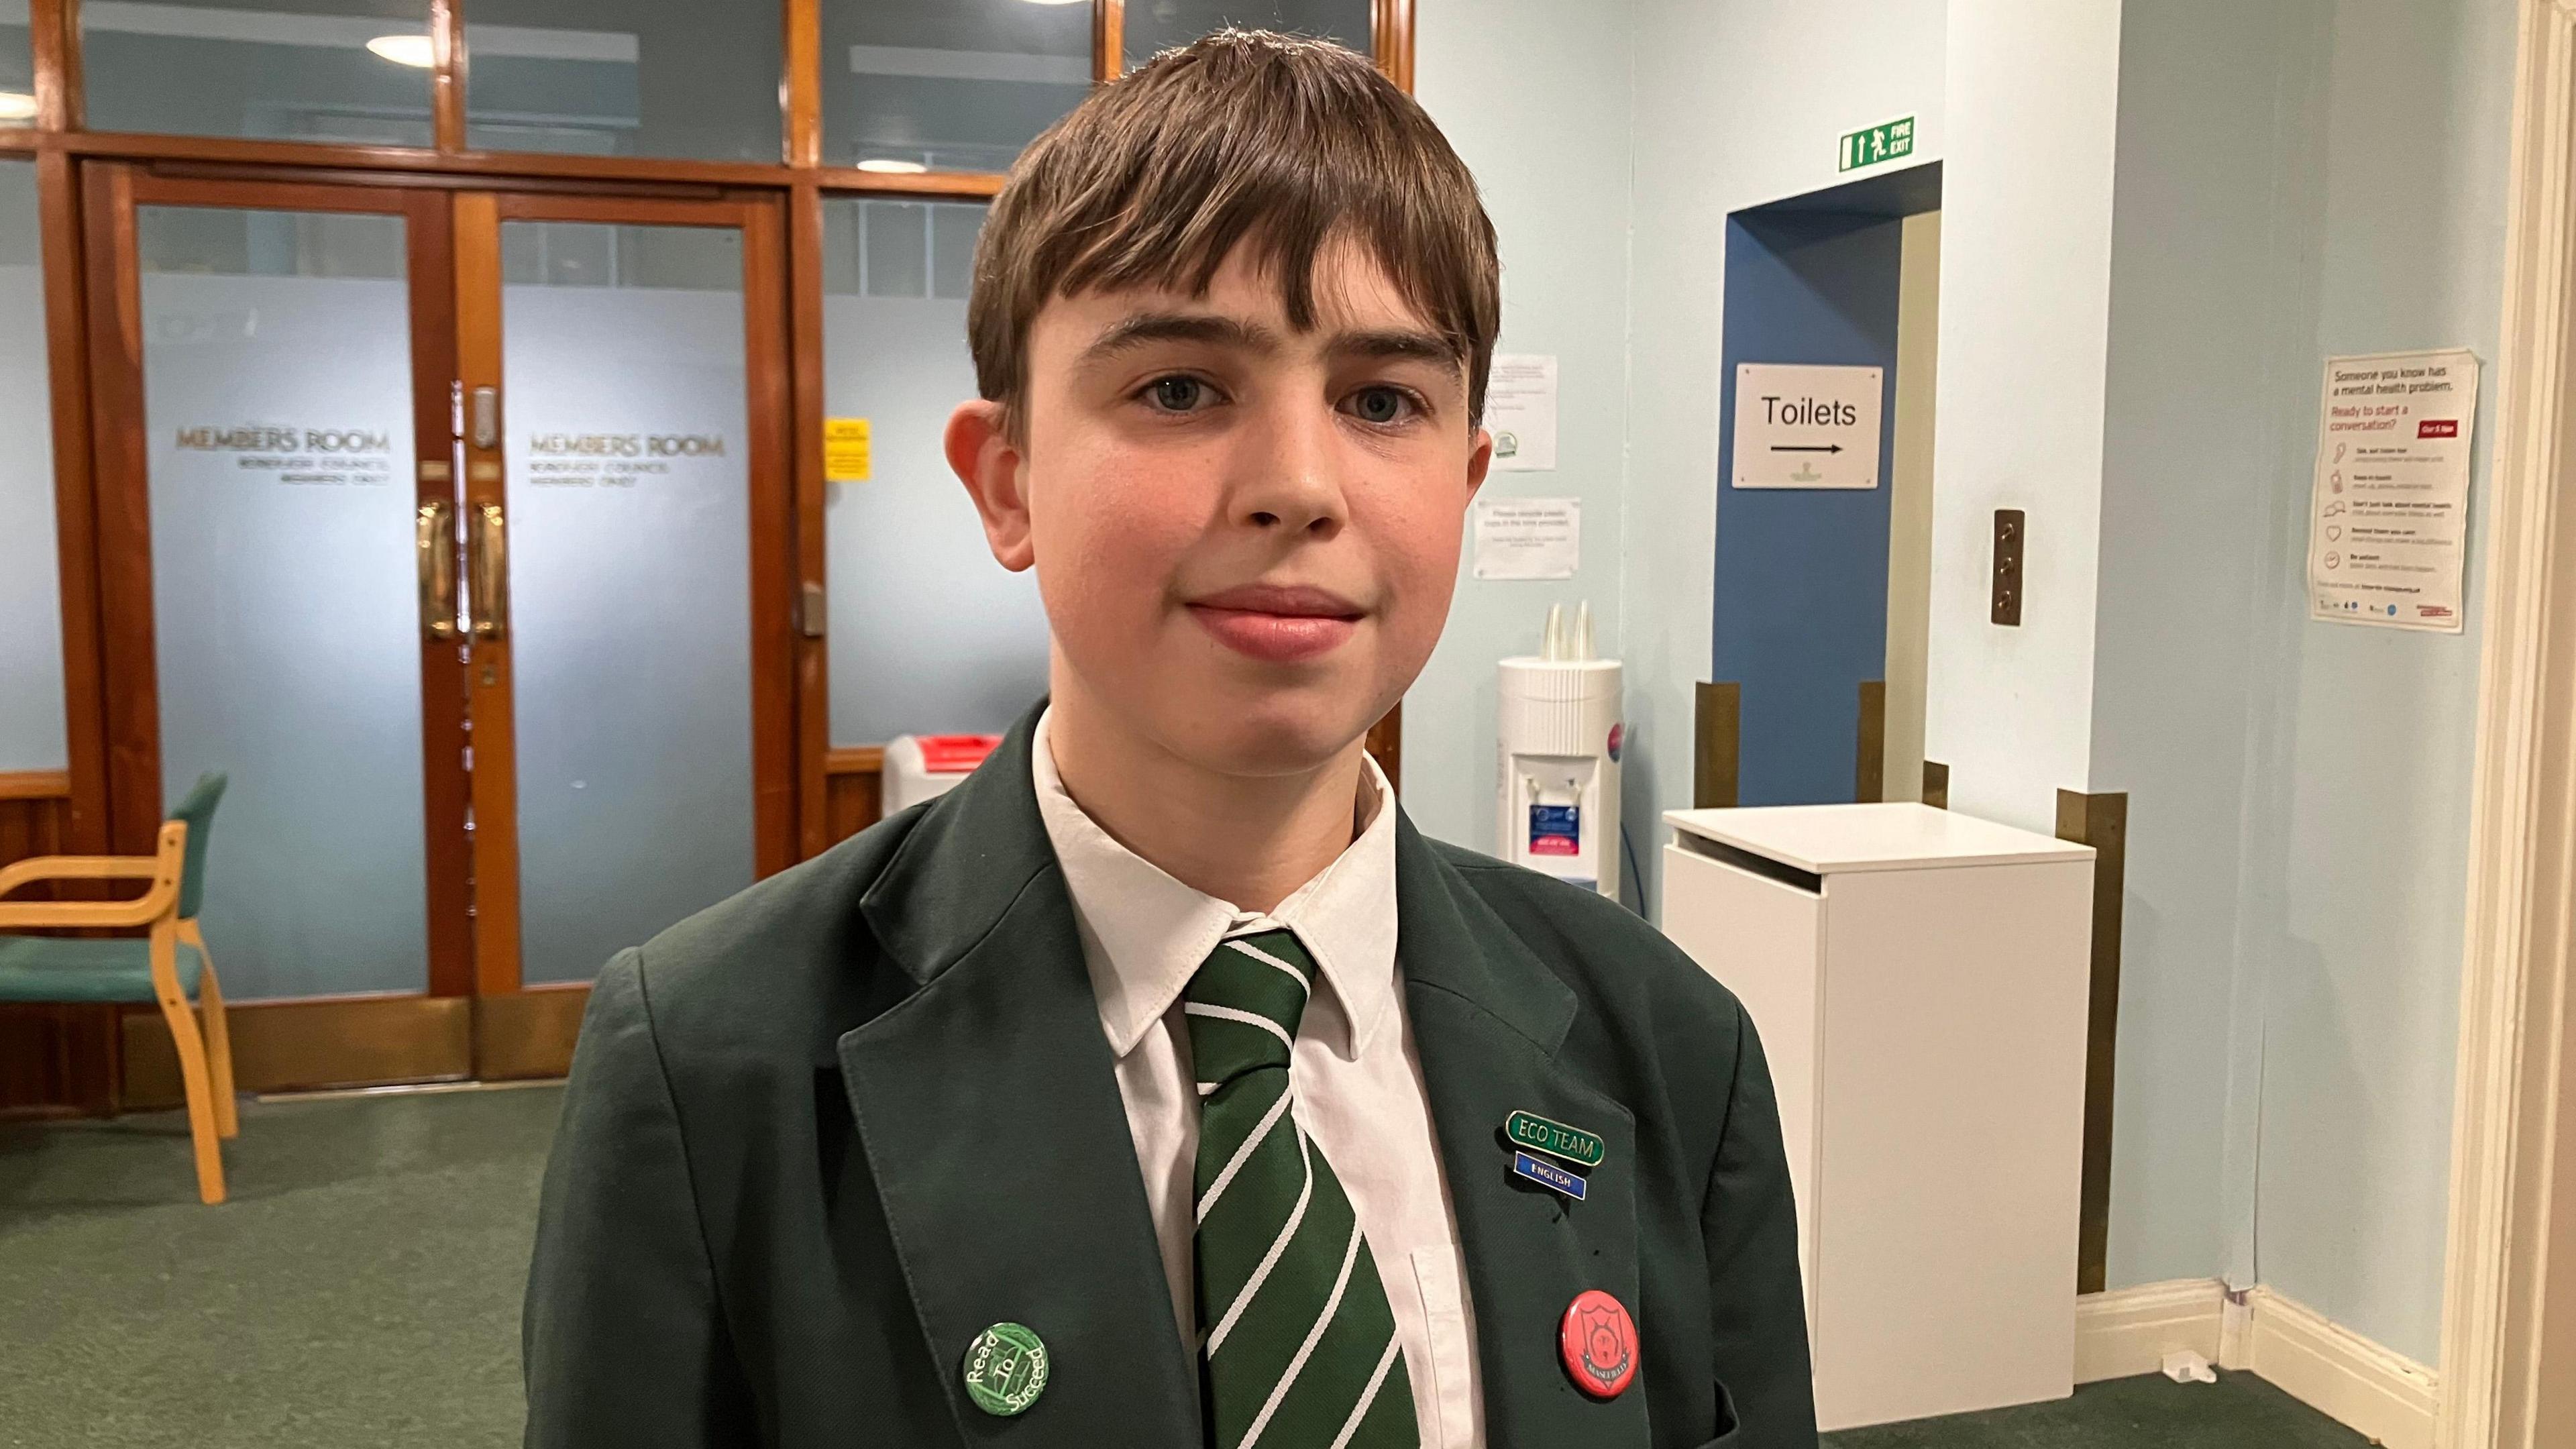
[949,237,1491,778]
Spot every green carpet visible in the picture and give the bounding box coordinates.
[1,1085,2371,1448]
[1823,1372,2371,1448]
[0,1085,561,1448]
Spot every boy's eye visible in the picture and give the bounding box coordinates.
[1145,376,1212,412]
[1344,385,1419,426]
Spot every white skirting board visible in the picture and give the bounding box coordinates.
[2074,1280,2439,1449]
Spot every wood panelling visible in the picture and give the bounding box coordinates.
[0,792,121,1117]
[0,771,72,801]
[825,746,885,847]
[1095,0,1126,80]
[30,0,81,132]
[1856,680,1887,804]
[1695,681,1741,810]
[1373,0,1417,90]
[790,181,832,860]
[739,194,801,879]
[38,148,109,857]
[122,994,472,1108]
[2057,788,2131,1295]
[476,985,588,1081]
[1366,703,1401,797]
[80,160,163,856]
[429,0,463,154]
[784,0,820,170]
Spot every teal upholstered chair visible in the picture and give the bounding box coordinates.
[0,773,237,1203]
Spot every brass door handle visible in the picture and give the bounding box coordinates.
[416,500,457,641]
[468,502,508,641]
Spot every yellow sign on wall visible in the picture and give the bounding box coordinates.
[823,417,872,481]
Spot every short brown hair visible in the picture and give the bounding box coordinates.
[967,30,1502,424]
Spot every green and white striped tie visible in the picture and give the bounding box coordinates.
[1187,924,1419,1449]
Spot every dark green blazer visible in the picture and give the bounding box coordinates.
[523,711,1815,1448]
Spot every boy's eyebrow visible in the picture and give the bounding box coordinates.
[1329,328,1464,374]
[1081,311,1281,363]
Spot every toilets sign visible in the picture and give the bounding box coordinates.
[1731,364,1883,490]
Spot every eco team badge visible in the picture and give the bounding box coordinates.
[961,1322,1049,1417]
[1505,1108,1606,1168]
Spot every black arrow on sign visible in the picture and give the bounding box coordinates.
[1771,444,1844,453]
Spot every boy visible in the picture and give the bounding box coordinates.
[523,30,1813,1449]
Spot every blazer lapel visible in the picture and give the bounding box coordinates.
[1396,816,1650,1444]
[837,713,1199,1445]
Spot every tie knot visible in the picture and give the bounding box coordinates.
[1183,927,1316,1089]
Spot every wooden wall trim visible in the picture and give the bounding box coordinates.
[476,985,588,1081]
[1694,681,1741,810]
[784,0,820,168]
[30,0,82,133]
[1374,0,1417,91]
[1095,0,1126,81]
[37,149,107,855]
[121,993,474,1107]
[2057,788,2130,1297]
[0,771,73,802]
[429,0,464,153]
[790,182,831,861]
[826,745,886,775]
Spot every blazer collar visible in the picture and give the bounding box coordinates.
[840,704,1200,1444]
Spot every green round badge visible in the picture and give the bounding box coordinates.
[961,1322,1049,1417]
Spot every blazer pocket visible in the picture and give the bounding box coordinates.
[1692,1378,1742,1446]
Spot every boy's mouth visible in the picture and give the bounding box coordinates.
[1185,584,1365,664]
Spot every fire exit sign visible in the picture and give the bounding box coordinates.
[1839,116,1916,172]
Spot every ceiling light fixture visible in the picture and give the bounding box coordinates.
[855,158,929,174]
[366,34,437,68]
[0,91,37,123]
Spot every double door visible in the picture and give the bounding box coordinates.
[84,165,798,1083]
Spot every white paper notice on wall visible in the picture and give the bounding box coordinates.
[1731,363,1883,489]
[1473,497,1580,580]
[1487,354,1558,471]
[2307,347,2478,633]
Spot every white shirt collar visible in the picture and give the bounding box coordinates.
[1031,707,1400,1063]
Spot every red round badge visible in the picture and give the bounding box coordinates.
[1559,1289,1638,1399]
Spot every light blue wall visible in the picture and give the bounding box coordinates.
[1619,0,1949,916]
[2250,0,2508,1362]
[2092,0,2514,1363]
[1405,0,1635,889]
[1413,0,2512,1363]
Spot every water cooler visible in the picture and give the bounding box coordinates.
[1497,603,1623,898]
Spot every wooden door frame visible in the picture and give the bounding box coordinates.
[451,186,800,1017]
[2437,1,2576,1444]
[78,162,474,999]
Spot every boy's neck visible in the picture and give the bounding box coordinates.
[1044,682,1372,916]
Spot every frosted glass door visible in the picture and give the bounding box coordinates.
[138,206,429,1000]
[500,221,757,985]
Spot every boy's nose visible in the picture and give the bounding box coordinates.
[1231,404,1348,539]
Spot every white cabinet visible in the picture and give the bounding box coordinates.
[1660,803,2095,1432]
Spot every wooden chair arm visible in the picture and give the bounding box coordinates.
[0,898,172,930]
[0,855,166,898]
[0,823,186,930]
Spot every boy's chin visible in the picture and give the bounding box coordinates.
[1159,688,1391,781]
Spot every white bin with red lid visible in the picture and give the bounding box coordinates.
[882,734,1002,814]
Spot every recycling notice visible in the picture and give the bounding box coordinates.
[2308,348,2479,633]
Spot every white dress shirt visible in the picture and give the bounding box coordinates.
[1031,710,1485,1447]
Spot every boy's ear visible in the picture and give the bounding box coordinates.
[945,399,1036,573]
[1465,424,1495,500]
